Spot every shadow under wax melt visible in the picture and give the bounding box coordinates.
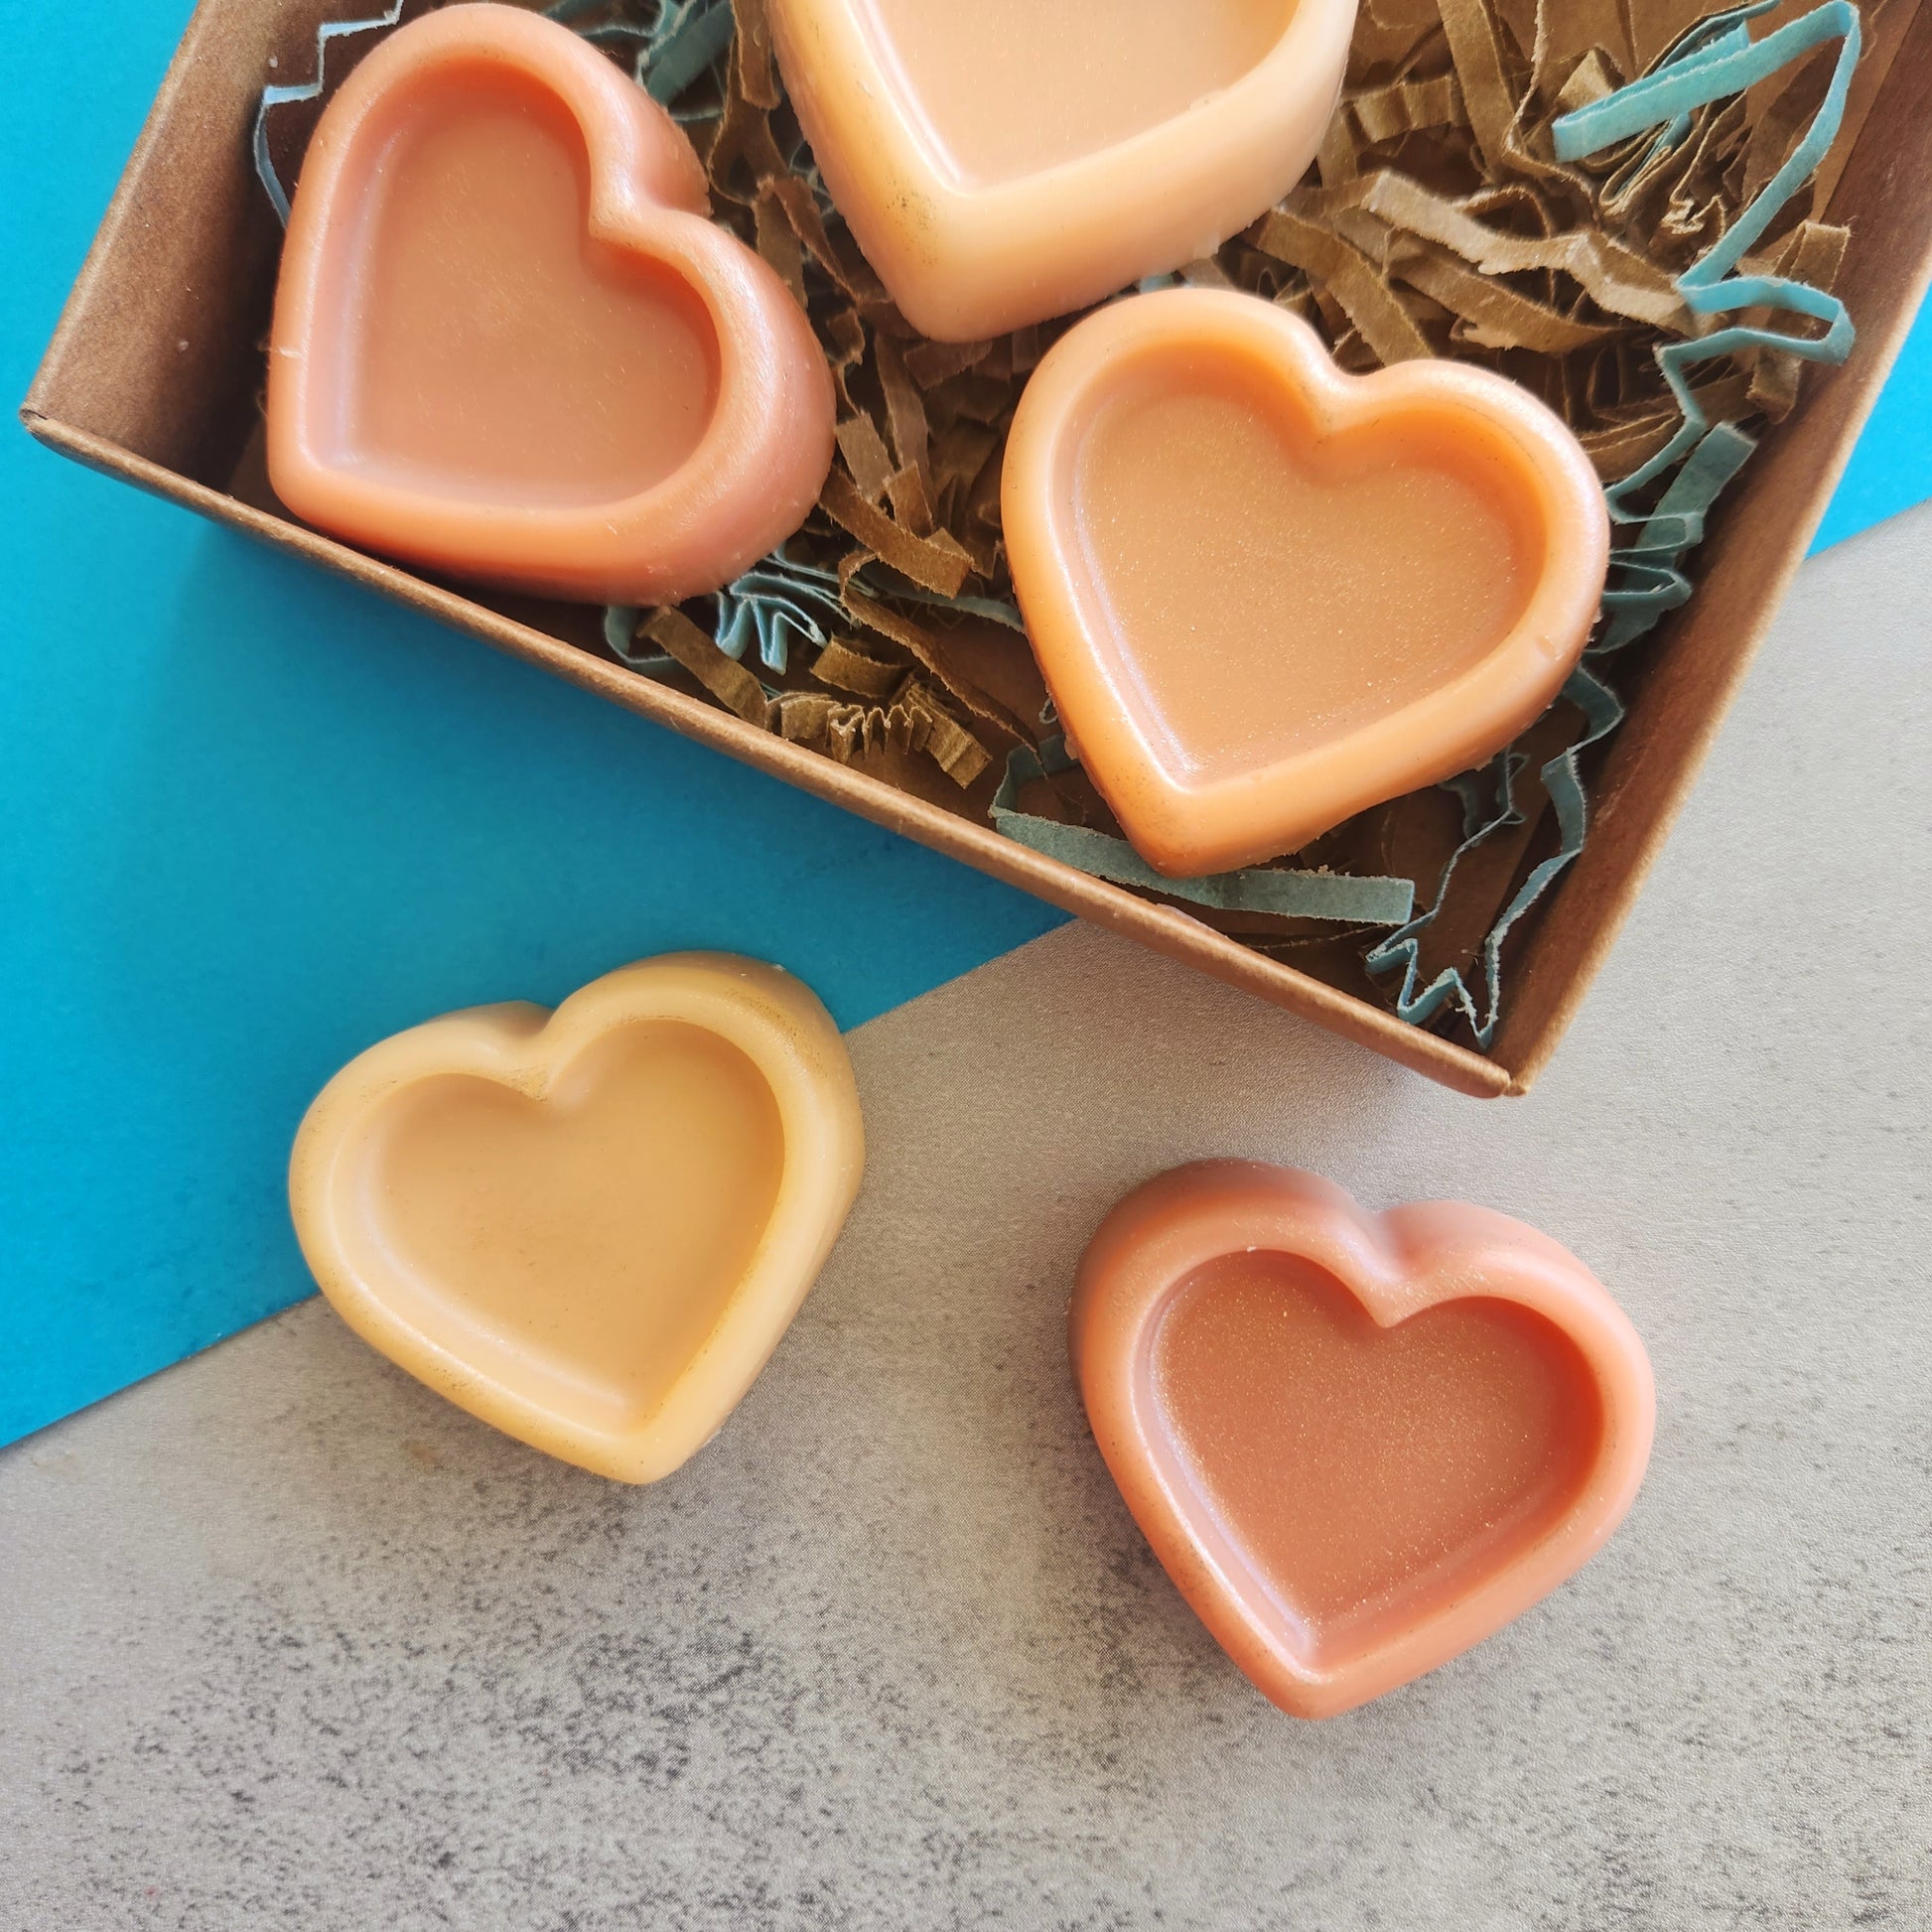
[768,0,1357,341]
[1005,289,1610,878]
[1070,1162,1653,1717]
[290,954,864,1483]
[267,3,834,604]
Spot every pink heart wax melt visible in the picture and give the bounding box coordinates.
[267,3,835,604]
[1071,1161,1654,1717]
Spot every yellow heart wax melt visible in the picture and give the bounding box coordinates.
[290,954,864,1482]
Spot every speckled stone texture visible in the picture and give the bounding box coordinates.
[3,507,1929,1931]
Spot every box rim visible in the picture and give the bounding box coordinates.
[22,0,1930,1100]
[21,407,1516,1098]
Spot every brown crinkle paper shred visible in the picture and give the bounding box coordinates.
[595,0,1882,1035]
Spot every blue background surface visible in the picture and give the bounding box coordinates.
[2,0,1925,1447]
[0,0,1063,1446]
[1812,290,1932,551]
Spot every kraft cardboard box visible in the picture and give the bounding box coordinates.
[24,0,1932,1096]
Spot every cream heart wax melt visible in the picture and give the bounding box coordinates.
[1004,289,1610,877]
[768,0,1356,340]
[290,955,864,1483]
[1071,1162,1654,1718]
[267,4,834,604]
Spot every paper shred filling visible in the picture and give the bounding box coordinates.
[252,0,1875,1048]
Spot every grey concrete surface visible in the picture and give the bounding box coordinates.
[3,505,1930,1930]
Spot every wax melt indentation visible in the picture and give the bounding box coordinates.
[1150,1251,1599,1666]
[1071,351,1542,784]
[862,0,1299,185]
[361,1021,782,1428]
[329,68,720,506]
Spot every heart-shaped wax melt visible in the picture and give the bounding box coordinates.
[769,0,1356,340]
[1005,290,1609,877]
[268,4,834,604]
[290,955,864,1483]
[1071,1162,1653,1718]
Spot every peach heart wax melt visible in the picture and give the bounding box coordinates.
[290,954,864,1483]
[1005,289,1610,877]
[1071,1162,1653,1717]
[768,0,1357,341]
[267,3,835,604]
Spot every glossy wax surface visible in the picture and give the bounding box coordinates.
[370,1022,783,1429]
[290,954,866,1484]
[769,0,1355,340]
[268,4,836,604]
[346,70,719,506]
[1077,354,1538,780]
[1069,1161,1655,1717]
[1152,1252,1597,1661]
[866,0,1298,185]
[1004,291,1610,878]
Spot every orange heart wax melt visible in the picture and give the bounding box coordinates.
[267,4,835,604]
[1071,1162,1653,1718]
[290,955,864,1483]
[1005,289,1610,877]
[768,0,1357,341]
